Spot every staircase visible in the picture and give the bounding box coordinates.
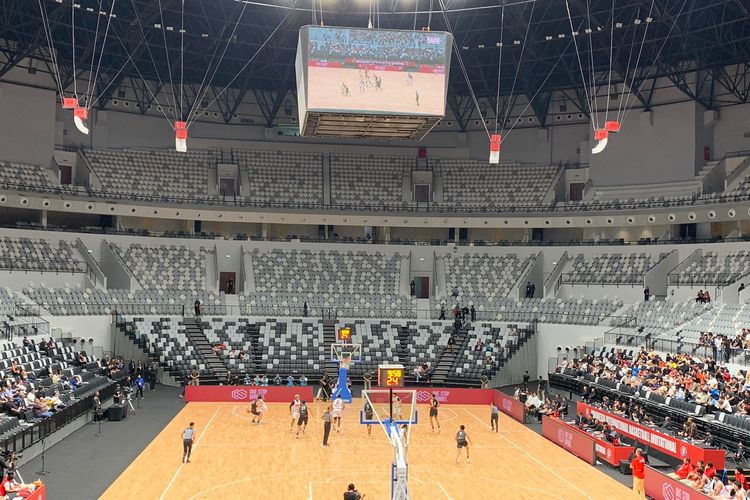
[242,323,263,375]
[323,318,338,379]
[430,326,469,385]
[182,317,227,384]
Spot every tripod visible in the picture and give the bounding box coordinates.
[35,439,49,475]
[125,393,136,415]
[94,409,103,437]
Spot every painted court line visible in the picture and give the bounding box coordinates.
[159,406,222,500]
[461,408,595,500]
[437,482,454,500]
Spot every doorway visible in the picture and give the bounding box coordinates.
[220,271,237,294]
[414,276,430,298]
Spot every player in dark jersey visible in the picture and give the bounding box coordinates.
[364,401,374,436]
[296,401,309,438]
[455,424,472,464]
[429,393,441,432]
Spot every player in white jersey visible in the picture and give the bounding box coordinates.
[248,395,268,424]
[392,395,403,420]
[332,395,345,432]
[289,394,302,431]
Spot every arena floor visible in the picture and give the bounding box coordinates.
[100,400,636,499]
[307,67,445,115]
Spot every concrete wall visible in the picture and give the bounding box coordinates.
[713,103,750,157]
[0,83,56,167]
[590,102,702,186]
[536,323,609,378]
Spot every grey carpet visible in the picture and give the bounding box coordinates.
[20,385,184,500]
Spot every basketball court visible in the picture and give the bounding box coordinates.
[307,67,446,115]
[100,399,637,499]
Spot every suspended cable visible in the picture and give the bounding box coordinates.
[493,0,505,135]
[584,0,599,130]
[620,0,662,123]
[501,0,535,136]
[614,5,642,122]
[84,0,105,104]
[179,0,185,121]
[564,0,594,131]
[71,0,78,99]
[107,23,176,129]
[87,0,118,108]
[602,0,615,125]
[621,0,688,124]
[157,0,179,120]
[127,0,171,110]
[502,32,578,142]
[187,11,291,127]
[186,0,249,125]
[427,0,433,30]
[37,0,65,103]
[88,35,147,109]
[413,0,418,31]
[437,0,490,138]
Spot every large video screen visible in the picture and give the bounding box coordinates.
[298,26,452,117]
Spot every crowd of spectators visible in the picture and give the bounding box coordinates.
[308,27,446,64]
[668,458,748,497]
[559,348,750,418]
[697,330,750,362]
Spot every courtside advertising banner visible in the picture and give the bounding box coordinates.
[185,386,314,403]
[644,466,712,500]
[576,402,726,469]
[541,415,597,465]
[493,390,526,422]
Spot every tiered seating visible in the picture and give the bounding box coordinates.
[245,249,415,317]
[329,154,408,208]
[111,243,208,290]
[673,251,750,285]
[128,316,208,379]
[619,299,709,332]
[671,303,750,343]
[400,320,449,374]
[437,161,557,209]
[0,237,82,272]
[455,323,511,380]
[233,149,323,205]
[0,288,14,317]
[84,148,218,199]
[491,297,623,325]
[0,161,52,189]
[257,319,324,375]
[565,253,662,284]
[443,252,534,309]
[25,287,224,315]
[335,319,401,377]
[201,317,253,374]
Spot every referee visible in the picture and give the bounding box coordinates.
[182,422,195,463]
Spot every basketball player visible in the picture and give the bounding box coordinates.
[429,393,441,432]
[332,395,345,432]
[415,91,420,107]
[406,73,414,87]
[364,400,374,436]
[341,82,349,96]
[296,400,309,438]
[392,395,403,420]
[182,421,195,463]
[289,394,302,431]
[455,424,472,464]
[248,395,268,424]
[490,401,500,432]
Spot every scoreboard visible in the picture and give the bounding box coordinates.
[378,364,405,388]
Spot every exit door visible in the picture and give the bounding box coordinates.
[414,276,430,298]
[220,272,236,294]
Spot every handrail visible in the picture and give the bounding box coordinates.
[0,259,87,274]
[1,178,750,215]
[560,272,645,286]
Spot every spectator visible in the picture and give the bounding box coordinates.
[439,304,446,320]
[194,299,201,316]
[644,287,650,302]
[287,375,295,386]
[470,305,476,322]
[273,373,282,385]
[303,302,308,317]
[299,375,307,386]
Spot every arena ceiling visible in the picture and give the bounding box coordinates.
[2,0,749,127]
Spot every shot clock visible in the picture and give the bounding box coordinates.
[378,364,405,388]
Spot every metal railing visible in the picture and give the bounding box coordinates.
[667,272,744,287]
[560,272,645,286]
[604,330,750,367]
[0,258,88,274]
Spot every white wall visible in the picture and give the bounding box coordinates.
[713,103,750,157]
[45,315,113,353]
[536,323,609,378]
[0,83,56,167]
[590,101,701,186]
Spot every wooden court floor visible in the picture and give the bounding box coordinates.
[101,401,637,499]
